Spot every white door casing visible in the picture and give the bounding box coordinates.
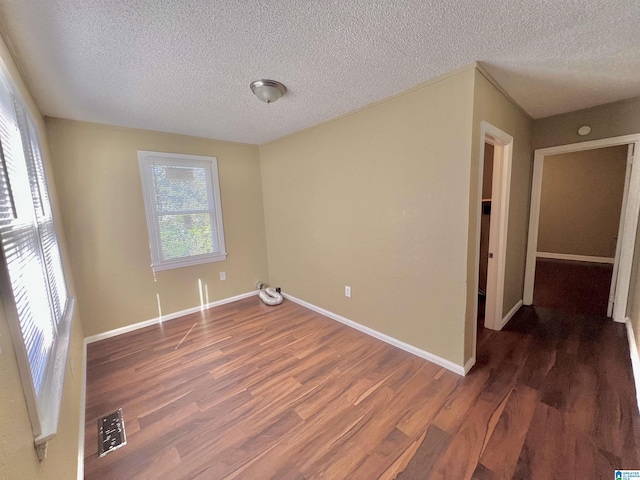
[608,144,634,317]
[473,121,514,357]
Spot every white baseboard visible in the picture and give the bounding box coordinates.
[282,293,466,376]
[471,300,522,373]
[498,299,523,330]
[536,252,614,264]
[464,356,476,374]
[77,340,86,480]
[625,318,640,415]
[84,291,258,344]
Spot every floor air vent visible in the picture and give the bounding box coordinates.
[98,409,127,457]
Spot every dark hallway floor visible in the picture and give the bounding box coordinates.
[465,305,640,479]
[533,258,613,317]
[466,256,639,478]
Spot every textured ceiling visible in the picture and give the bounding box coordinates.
[0,1,639,145]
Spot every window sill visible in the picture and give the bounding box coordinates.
[34,296,76,460]
[152,252,227,272]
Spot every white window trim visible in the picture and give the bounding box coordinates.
[138,151,227,271]
[0,276,75,458]
[0,61,75,460]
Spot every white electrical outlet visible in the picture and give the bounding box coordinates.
[345,286,351,298]
[220,272,226,281]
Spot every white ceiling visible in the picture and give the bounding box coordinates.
[0,1,639,145]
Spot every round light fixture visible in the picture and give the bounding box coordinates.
[577,125,591,136]
[250,79,287,104]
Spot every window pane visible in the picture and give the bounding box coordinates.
[158,213,217,260]
[16,103,49,218]
[16,107,67,324]
[0,80,57,396]
[38,218,67,323]
[152,165,209,213]
[2,213,55,394]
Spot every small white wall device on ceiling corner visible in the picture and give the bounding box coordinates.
[577,125,592,136]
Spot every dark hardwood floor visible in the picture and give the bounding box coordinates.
[533,258,613,316]
[85,296,640,479]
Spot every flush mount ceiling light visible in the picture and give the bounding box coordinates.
[250,79,287,104]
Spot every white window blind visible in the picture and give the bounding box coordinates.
[138,151,226,271]
[0,72,74,457]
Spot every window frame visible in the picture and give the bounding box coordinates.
[0,69,74,458]
[138,150,227,271]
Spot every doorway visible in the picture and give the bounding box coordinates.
[474,121,513,342]
[532,145,628,316]
[477,143,494,332]
[524,135,640,322]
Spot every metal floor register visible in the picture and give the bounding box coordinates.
[98,409,127,457]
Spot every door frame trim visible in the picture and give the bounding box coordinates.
[608,144,634,317]
[523,134,640,322]
[473,121,514,346]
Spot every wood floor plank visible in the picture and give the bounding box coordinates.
[84,298,640,479]
[349,427,413,479]
[395,424,451,479]
[512,402,564,480]
[476,383,539,479]
[428,370,517,480]
[378,428,428,480]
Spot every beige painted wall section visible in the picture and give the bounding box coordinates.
[0,35,85,479]
[45,119,269,337]
[260,68,475,366]
[538,146,627,258]
[467,69,533,362]
[533,96,640,149]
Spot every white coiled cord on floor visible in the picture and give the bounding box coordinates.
[256,281,284,306]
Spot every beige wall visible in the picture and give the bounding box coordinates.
[467,69,533,361]
[0,36,85,478]
[533,96,640,149]
[538,146,627,257]
[45,119,269,337]
[260,68,476,366]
